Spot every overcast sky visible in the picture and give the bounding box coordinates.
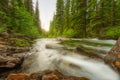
[33,0,56,31]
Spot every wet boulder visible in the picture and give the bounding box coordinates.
[0,44,30,54]
[0,32,9,38]
[0,54,24,72]
[6,73,29,80]
[29,70,62,80]
[7,46,30,53]
[6,70,89,80]
[0,44,8,54]
[46,44,65,49]
[104,38,120,73]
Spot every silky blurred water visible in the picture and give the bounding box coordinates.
[24,39,119,80]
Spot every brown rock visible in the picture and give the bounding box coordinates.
[0,32,9,38]
[42,74,58,80]
[52,70,64,79]
[0,44,8,53]
[104,38,120,73]
[64,76,89,80]
[6,70,89,80]
[0,44,7,48]
[6,73,29,80]
[7,46,30,53]
[115,61,120,67]
[0,55,7,63]
[0,37,4,41]
[79,77,89,80]
[29,70,53,80]
[0,54,24,71]
[118,54,120,58]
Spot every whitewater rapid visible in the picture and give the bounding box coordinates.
[23,39,120,80]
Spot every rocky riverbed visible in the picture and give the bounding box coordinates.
[6,69,89,80]
[0,38,120,80]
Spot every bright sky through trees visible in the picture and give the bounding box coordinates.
[33,0,56,31]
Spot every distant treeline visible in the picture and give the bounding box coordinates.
[49,0,120,39]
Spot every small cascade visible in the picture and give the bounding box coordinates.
[23,39,119,80]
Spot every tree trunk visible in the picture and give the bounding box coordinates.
[111,0,116,26]
[104,38,120,73]
[83,0,87,38]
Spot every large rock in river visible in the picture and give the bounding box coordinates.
[46,43,65,49]
[104,38,120,73]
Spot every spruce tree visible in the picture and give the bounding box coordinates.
[35,0,42,34]
[64,0,70,31]
[24,0,34,15]
[56,0,64,36]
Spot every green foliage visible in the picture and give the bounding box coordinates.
[49,0,120,39]
[10,39,31,47]
[55,0,64,35]
[0,0,43,39]
[60,40,113,48]
[105,26,120,38]
[0,11,9,32]
[11,6,40,38]
[63,29,76,38]
[0,26,7,33]
[34,0,42,34]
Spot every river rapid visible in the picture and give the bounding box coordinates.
[22,38,120,80]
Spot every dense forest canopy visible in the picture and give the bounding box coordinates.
[0,0,120,39]
[0,0,43,38]
[49,0,120,39]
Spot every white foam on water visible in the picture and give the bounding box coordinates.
[62,55,119,80]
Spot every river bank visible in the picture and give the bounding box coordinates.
[0,34,32,79]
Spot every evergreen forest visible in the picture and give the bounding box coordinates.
[49,0,120,39]
[0,0,42,38]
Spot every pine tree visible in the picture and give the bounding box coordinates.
[49,0,120,39]
[35,0,42,34]
[0,0,10,32]
[82,0,87,37]
[56,0,64,35]
[64,0,70,31]
[0,0,9,12]
[49,14,56,37]
[116,0,120,26]
[111,0,116,26]
[24,0,34,15]
[70,0,87,37]
[0,0,41,37]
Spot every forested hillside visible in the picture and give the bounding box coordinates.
[0,0,42,38]
[49,0,120,39]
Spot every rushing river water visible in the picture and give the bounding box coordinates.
[23,39,120,80]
